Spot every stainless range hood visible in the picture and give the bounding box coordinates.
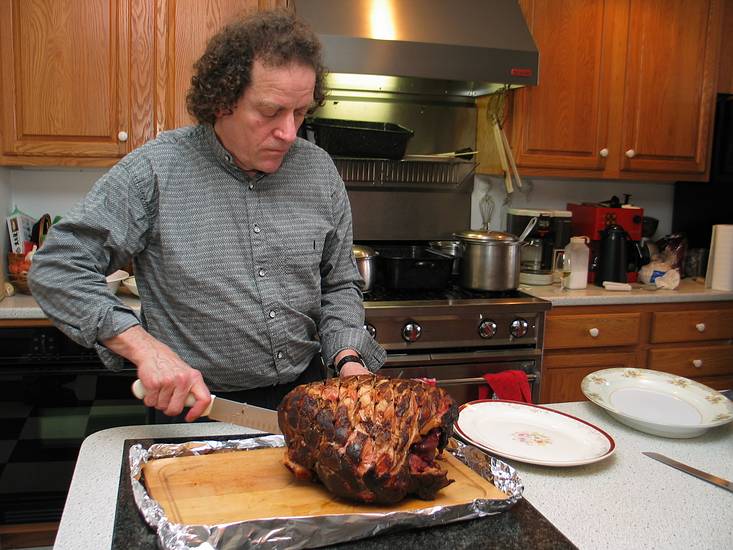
[293,0,538,96]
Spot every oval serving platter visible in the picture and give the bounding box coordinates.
[455,400,616,467]
[581,368,733,438]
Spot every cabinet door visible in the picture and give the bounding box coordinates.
[155,0,288,132]
[619,0,722,175]
[511,0,614,171]
[0,0,136,159]
[541,351,637,403]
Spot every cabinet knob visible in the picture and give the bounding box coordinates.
[118,131,129,142]
[589,327,600,338]
[692,359,703,368]
[695,323,706,333]
[599,148,609,158]
[625,149,636,158]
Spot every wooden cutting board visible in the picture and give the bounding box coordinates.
[142,447,507,525]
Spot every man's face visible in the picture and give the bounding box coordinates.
[214,59,316,174]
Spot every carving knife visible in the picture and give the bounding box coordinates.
[642,452,733,493]
[132,379,281,434]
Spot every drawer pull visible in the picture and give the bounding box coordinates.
[695,323,706,333]
[589,327,600,338]
[692,359,703,368]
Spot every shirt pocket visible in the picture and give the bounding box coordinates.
[284,236,324,314]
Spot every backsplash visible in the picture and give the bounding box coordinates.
[2,167,675,257]
[471,175,674,240]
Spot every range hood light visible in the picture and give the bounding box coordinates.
[369,0,397,40]
[327,73,398,92]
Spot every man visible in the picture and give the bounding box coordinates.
[28,10,385,422]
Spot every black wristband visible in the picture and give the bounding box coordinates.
[333,354,365,374]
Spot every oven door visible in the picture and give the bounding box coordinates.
[378,349,541,405]
[0,327,148,525]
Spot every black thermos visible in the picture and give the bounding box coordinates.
[596,224,629,286]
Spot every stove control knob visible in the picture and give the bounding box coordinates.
[402,322,422,343]
[478,320,498,339]
[510,318,529,338]
[364,323,376,339]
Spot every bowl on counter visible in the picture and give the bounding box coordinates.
[106,270,130,294]
[122,276,139,296]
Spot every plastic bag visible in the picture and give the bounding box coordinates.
[655,234,688,277]
[639,261,672,284]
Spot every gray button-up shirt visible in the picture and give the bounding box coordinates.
[29,125,385,391]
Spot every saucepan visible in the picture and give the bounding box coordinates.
[352,245,378,292]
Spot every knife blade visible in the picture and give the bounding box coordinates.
[132,379,281,434]
[642,452,733,493]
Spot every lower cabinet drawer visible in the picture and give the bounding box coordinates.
[544,313,641,350]
[650,310,733,343]
[647,345,733,378]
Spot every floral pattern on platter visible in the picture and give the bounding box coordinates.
[705,394,724,405]
[512,431,552,446]
[669,378,690,388]
[714,413,732,421]
[622,369,641,379]
[589,375,607,385]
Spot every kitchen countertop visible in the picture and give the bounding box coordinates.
[2,279,733,321]
[53,401,732,550]
[519,277,733,306]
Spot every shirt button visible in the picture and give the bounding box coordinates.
[269,310,276,319]
[224,154,232,163]
[258,268,266,277]
[277,351,283,359]
[249,183,254,190]
[253,224,261,234]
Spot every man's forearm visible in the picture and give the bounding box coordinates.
[103,324,156,365]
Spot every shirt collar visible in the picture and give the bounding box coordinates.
[200,124,264,181]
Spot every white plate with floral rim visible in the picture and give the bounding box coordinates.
[454,400,616,467]
[581,368,733,438]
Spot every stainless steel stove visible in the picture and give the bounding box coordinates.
[363,285,550,405]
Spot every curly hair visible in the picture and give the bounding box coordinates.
[186,10,326,125]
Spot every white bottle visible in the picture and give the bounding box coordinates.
[562,236,590,290]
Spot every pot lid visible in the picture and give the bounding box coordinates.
[352,244,377,259]
[454,230,517,243]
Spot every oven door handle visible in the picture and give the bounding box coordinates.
[428,349,542,361]
[438,373,537,386]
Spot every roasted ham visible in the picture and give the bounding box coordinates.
[277,375,458,504]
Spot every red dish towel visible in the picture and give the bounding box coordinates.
[477,371,533,403]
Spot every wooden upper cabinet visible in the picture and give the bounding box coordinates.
[0,0,147,163]
[619,0,722,175]
[499,0,724,181]
[511,0,613,173]
[0,0,287,166]
[156,0,288,132]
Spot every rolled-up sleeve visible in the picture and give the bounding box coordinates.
[317,168,386,371]
[28,160,153,370]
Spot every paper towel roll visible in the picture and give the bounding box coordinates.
[706,225,733,291]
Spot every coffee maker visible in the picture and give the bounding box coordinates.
[567,199,644,284]
[507,208,572,285]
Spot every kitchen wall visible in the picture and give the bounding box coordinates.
[0,168,10,272]
[2,167,675,254]
[471,175,674,240]
[0,154,702,292]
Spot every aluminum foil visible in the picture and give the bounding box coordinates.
[130,435,523,550]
